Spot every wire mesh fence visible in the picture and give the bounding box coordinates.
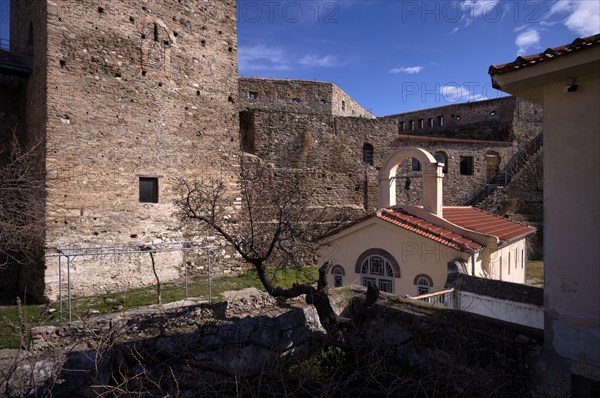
[45,241,215,321]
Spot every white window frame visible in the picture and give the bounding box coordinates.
[360,255,395,293]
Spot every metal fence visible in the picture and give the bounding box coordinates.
[45,241,214,321]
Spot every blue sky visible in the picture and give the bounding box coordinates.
[238,0,600,115]
[1,1,598,115]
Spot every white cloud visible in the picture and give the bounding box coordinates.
[550,0,574,15]
[388,66,424,74]
[239,46,342,71]
[440,85,487,103]
[515,29,541,55]
[299,54,340,67]
[238,45,290,71]
[549,0,600,36]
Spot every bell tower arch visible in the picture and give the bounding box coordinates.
[378,147,444,216]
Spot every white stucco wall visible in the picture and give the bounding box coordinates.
[484,240,527,283]
[543,73,600,378]
[456,291,543,329]
[318,218,468,296]
[492,46,600,381]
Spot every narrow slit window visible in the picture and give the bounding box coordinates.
[139,177,159,203]
[362,143,374,165]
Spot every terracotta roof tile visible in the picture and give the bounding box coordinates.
[376,208,483,252]
[489,34,600,76]
[442,207,536,243]
[325,206,535,252]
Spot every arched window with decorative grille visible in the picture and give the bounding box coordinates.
[414,274,433,295]
[360,255,395,293]
[331,265,345,288]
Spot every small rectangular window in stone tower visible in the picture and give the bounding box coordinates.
[139,177,159,203]
[460,156,474,175]
[341,100,346,111]
[248,91,258,100]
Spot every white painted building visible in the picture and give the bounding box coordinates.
[319,147,536,296]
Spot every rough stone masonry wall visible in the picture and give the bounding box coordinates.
[244,97,542,213]
[1,290,547,397]
[1,294,325,398]
[15,0,240,300]
[238,77,375,118]
[239,77,334,115]
[330,82,375,118]
[381,96,519,141]
[240,109,398,213]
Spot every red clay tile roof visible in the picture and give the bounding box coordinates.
[442,207,535,243]
[489,34,600,76]
[376,208,483,252]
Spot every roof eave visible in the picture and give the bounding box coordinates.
[490,46,600,100]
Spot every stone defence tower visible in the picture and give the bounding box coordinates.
[8,0,239,300]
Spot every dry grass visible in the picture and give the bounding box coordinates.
[526,261,544,287]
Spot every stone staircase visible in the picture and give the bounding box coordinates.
[465,131,543,207]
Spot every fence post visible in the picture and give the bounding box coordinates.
[208,249,212,303]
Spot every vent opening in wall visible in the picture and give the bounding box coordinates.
[139,177,159,203]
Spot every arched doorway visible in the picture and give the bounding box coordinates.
[485,151,500,180]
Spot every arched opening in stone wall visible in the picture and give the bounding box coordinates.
[434,151,448,174]
[137,17,176,77]
[485,151,500,180]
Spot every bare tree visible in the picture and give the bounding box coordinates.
[175,156,378,335]
[0,132,45,272]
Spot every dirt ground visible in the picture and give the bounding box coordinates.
[526,261,544,287]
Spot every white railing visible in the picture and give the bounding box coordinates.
[411,288,455,308]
